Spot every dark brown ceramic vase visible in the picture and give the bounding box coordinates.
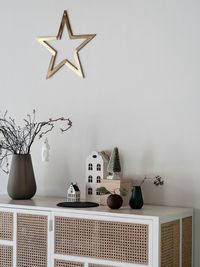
[7,154,36,200]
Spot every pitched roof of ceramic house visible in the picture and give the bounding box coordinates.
[98,151,110,162]
[71,183,80,192]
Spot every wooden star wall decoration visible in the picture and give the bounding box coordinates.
[37,10,96,79]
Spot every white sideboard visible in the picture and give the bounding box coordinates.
[0,196,193,267]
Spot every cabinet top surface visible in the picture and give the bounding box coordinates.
[0,195,192,221]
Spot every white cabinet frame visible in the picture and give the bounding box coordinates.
[0,197,193,267]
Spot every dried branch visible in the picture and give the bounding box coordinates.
[0,110,72,172]
[140,175,164,186]
[0,150,11,174]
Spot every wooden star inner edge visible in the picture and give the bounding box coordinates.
[37,10,96,79]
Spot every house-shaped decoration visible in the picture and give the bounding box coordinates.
[86,151,110,202]
[67,183,80,202]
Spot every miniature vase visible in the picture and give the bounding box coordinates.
[129,186,143,209]
[7,154,36,200]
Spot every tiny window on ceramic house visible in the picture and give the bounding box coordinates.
[88,176,93,183]
[88,163,93,170]
[96,176,101,183]
[88,188,92,195]
[97,164,101,171]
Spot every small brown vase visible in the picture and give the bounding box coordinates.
[7,154,36,200]
[107,194,123,209]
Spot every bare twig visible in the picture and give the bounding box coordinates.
[140,175,164,186]
[0,110,72,172]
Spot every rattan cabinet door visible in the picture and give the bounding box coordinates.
[0,245,13,267]
[17,213,48,267]
[88,265,116,267]
[0,211,13,241]
[55,216,149,265]
[161,220,180,267]
[55,260,84,267]
[182,217,192,267]
[0,211,14,267]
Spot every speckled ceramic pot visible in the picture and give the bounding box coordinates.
[7,154,36,200]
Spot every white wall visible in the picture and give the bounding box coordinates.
[0,0,199,265]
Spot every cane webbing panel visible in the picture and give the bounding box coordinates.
[55,260,84,267]
[0,211,13,241]
[182,216,192,267]
[161,220,180,267]
[55,216,149,264]
[0,245,13,267]
[17,213,48,267]
[88,264,116,267]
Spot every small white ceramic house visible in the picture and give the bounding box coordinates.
[86,151,110,202]
[67,183,80,202]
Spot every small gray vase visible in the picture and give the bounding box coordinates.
[7,154,37,200]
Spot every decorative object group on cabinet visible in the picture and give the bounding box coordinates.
[85,148,133,208]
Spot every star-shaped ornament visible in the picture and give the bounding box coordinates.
[37,10,96,79]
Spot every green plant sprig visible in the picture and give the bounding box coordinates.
[96,186,128,196]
